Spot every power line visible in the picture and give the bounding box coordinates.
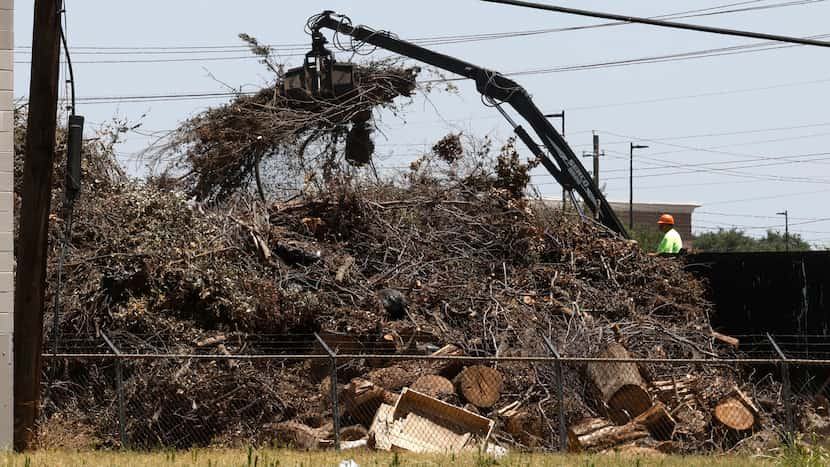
[530,150,830,186]
[602,129,830,166]
[19,32,825,67]
[608,121,830,142]
[706,187,830,205]
[694,221,830,234]
[604,151,830,183]
[482,0,830,48]
[499,34,830,79]
[613,131,830,161]
[599,135,830,176]
[33,66,830,110]
[18,0,824,53]
[697,210,821,220]
[566,76,830,111]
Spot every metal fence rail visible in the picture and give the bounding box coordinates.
[37,333,830,455]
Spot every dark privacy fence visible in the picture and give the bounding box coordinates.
[686,251,830,337]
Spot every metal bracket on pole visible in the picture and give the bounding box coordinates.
[767,333,795,435]
[540,332,568,451]
[315,333,340,451]
[101,332,128,449]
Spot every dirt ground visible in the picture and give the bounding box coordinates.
[1,448,777,467]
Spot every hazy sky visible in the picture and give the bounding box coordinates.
[13,1,830,246]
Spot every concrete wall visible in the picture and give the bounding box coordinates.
[0,0,11,451]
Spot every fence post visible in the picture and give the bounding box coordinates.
[767,333,795,436]
[315,333,340,451]
[101,332,128,449]
[540,334,568,452]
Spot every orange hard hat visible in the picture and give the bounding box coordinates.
[657,214,675,225]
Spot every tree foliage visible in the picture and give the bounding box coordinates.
[629,227,665,253]
[693,228,810,252]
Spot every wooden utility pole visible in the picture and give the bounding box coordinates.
[582,132,603,219]
[14,0,62,451]
[591,132,600,188]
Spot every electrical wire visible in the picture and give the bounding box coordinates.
[36,70,830,108]
[482,0,830,48]
[706,187,830,205]
[601,129,830,167]
[59,16,75,113]
[17,0,827,53]
[698,210,822,220]
[566,76,830,112]
[52,0,76,370]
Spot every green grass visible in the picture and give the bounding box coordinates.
[0,448,779,467]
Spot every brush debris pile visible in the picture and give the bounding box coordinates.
[36,142,798,452]
[21,51,796,450]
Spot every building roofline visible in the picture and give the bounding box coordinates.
[537,198,700,213]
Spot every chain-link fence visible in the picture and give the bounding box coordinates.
[37,332,830,455]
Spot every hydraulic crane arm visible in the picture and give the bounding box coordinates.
[309,12,628,237]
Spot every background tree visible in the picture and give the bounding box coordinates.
[694,228,810,252]
[629,226,665,253]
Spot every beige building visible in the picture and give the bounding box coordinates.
[0,0,11,451]
[538,198,699,245]
[608,201,699,243]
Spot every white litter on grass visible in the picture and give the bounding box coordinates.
[341,439,368,450]
[486,443,508,458]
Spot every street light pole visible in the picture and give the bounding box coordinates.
[777,210,789,252]
[629,143,649,230]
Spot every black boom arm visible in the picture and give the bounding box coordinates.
[311,12,628,237]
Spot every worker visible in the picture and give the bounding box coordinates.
[655,213,682,254]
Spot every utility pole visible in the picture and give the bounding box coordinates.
[629,143,649,230]
[582,131,603,189]
[777,210,789,252]
[14,0,62,451]
[580,132,604,219]
[544,111,566,209]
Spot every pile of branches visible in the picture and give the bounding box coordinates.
[36,134,792,451]
[25,95,794,450]
[161,60,418,202]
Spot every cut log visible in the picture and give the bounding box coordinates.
[714,388,759,432]
[268,421,323,450]
[711,331,740,349]
[194,334,226,347]
[319,377,344,409]
[733,388,760,416]
[365,344,465,391]
[430,343,466,378]
[649,376,698,406]
[343,378,399,427]
[715,398,754,431]
[567,417,649,452]
[633,402,676,441]
[340,425,369,441]
[586,342,651,424]
[454,365,504,408]
[411,375,455,399]
[504,409,544,447]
